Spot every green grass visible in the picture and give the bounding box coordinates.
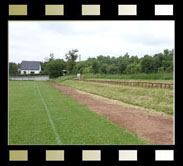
[59,80,174,115]
[82,73,173,80]
[9,81,147,145]
[52,74,75,82]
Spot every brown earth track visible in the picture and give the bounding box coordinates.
[51,84,173,145]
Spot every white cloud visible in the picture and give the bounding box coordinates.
[9,21,174,63]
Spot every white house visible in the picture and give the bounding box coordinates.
[20,61,41,74]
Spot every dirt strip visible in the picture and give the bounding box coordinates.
[51,84,173,145]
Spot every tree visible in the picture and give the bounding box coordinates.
[97,55,111,64]
[118,61,127,74]
[163,49,173,56]
[45,59,66,78]
[73,62,86,74]
[99,64,108,74]
[162,60,173,72]
[42,49,173,76]
[153,50,173,73]
[49,53,55,61]
[107,64,119,74]
[141,55,155,73]
[65,49,79,73]
[130,56,139,64]
[91,59,99,74]
[153,53,164,72]
[83,66,92,74]
[125,63,141,74]
[117,53,131,74]
[9,62,18,76]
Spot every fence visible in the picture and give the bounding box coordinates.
[9,75,49,81]
[74,79,173,89]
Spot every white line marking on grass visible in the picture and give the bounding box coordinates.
[36,83,62,144]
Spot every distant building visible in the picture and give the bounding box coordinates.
[20,61,41,74]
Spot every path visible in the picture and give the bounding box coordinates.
[51,84,173,145]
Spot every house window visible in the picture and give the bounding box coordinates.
[30,71,35,74]
[24,71,26,74]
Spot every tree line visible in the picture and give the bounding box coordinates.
[9,49,173,78]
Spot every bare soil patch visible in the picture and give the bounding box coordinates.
[51,84,173,145]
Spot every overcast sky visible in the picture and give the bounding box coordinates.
[9,21,174,63]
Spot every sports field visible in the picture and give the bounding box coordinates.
[9,81,147,145]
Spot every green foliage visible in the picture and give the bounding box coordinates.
[130,56,139,63]
[82,73,173,80]
[9,49,174,78]
[65,49,79,73]
[165,65,173,73]
[91,60,100,74]
[99,64,108,74]
[49,53,55,61]
[9,62,19,76]
[140,55,155,73]
[97,55,111,64]
[83,66,92,74]
[107,64,120,74]
[53,75,75,82]
[45,59,66,78]
[73,61,87,74]
[125,63,141,74]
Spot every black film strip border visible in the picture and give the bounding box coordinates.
[6,0,176,19]
[0,0,181,166]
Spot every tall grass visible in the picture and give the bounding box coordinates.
[59,80,174,115]
[51,75,75,82]
[82,73,173,80]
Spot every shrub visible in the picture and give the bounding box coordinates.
[45,59,66,78]
[125,63,141,74]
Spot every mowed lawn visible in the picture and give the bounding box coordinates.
[59,80,174,115]
[9,81,147,145]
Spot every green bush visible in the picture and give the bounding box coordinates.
[83,66,92,74]
[45,59,66,78]
[125,63,141,74]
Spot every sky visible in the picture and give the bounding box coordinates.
[9,21,174,63]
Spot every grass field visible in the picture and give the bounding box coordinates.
[59,80,174,115]
[9,81,147,145]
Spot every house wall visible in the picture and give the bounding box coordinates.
[20,65,41,75]
[20,69,41,74]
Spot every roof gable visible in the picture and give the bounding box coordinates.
[20,61,41,70]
